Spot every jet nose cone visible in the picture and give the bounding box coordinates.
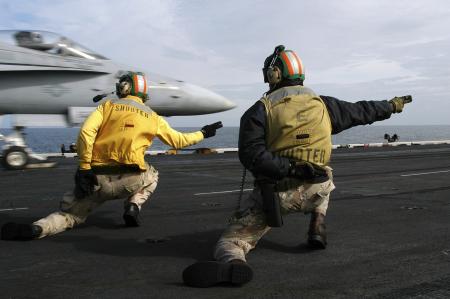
[185,83,236,114]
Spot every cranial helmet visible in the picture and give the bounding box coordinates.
[263,45,305,84]
[116,71,149,101]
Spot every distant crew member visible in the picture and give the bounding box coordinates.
[384,133,399,142]
[183,45,412,287]
[69,142,77,153]
[60,144,66,156]
[1,71,222,240]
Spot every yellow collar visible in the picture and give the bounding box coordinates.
[124,95,144,104]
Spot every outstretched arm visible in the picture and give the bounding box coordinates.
[156,116,204,149]
[321,95,394,134]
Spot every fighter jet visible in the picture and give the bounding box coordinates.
[0,30,236,170]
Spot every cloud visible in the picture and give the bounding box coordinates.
[310,59,419,85]
[1,0,450,125]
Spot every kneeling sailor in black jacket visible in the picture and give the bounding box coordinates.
[183,45,412,287]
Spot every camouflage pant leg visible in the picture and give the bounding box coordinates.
[125,165,159,210]
[33,165,159,238]
[214,169,335,262]
[214,188,271,263]
[33,191,105,238]
[314,167,335,215]
[278,168,335,216]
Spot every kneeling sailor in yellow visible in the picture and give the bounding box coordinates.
[1,71,222,240]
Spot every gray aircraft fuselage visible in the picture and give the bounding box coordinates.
[0,30,236,124]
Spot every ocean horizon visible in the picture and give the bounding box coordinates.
[1,125,450,153]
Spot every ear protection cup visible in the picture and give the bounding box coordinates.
[267,66,282,85]
[116,80,132,98]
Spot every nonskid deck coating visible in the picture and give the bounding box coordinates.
[1,144,449,298]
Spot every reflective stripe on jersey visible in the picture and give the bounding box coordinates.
[111,99,153,114]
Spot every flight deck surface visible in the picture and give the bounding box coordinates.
[1,145,449,298]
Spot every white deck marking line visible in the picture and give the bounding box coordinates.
[0,207,29,212]
[194,188,253,196]
[401,170,450,177]
[197,170,449,194]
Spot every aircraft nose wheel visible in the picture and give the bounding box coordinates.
[1,146,28,170]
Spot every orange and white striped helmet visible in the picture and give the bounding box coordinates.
[263,47,305,82]
[278,50,305,81]
[116,71,149,101]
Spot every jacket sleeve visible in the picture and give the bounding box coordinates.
[156,116,204,149]
[77,104,104,170]
[238,101,291,179]
[321,95,393,134]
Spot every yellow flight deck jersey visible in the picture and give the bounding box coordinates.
[260,86,332,166]
[77,95,204,170]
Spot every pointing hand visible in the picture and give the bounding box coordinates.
[389,95,412,113]
[201,121,223,138]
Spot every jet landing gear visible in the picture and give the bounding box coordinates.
[2,146,28,170]
[0,126,57,170]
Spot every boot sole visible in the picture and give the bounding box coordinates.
[308,235,327,249]
[123,214,140,227]
[1,223,36,241]
[183,261,253,288]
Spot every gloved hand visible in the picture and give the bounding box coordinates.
[201,121,223,138]
[288,161,329,183]
[389,95,412,113]
[74,168,98,198]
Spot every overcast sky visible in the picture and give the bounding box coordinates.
[1,0,450,126]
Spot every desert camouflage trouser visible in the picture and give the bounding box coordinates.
[33,164,159,238]
[214,167,335,263]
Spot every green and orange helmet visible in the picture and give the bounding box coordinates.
[263,45,305,83]
[116,71,149,101]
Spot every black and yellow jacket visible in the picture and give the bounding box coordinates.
[77,95,204,170]
[239,86,393,179]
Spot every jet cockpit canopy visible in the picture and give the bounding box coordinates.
[0,30,108,60]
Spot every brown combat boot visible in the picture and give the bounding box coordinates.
[307,212,327,249]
